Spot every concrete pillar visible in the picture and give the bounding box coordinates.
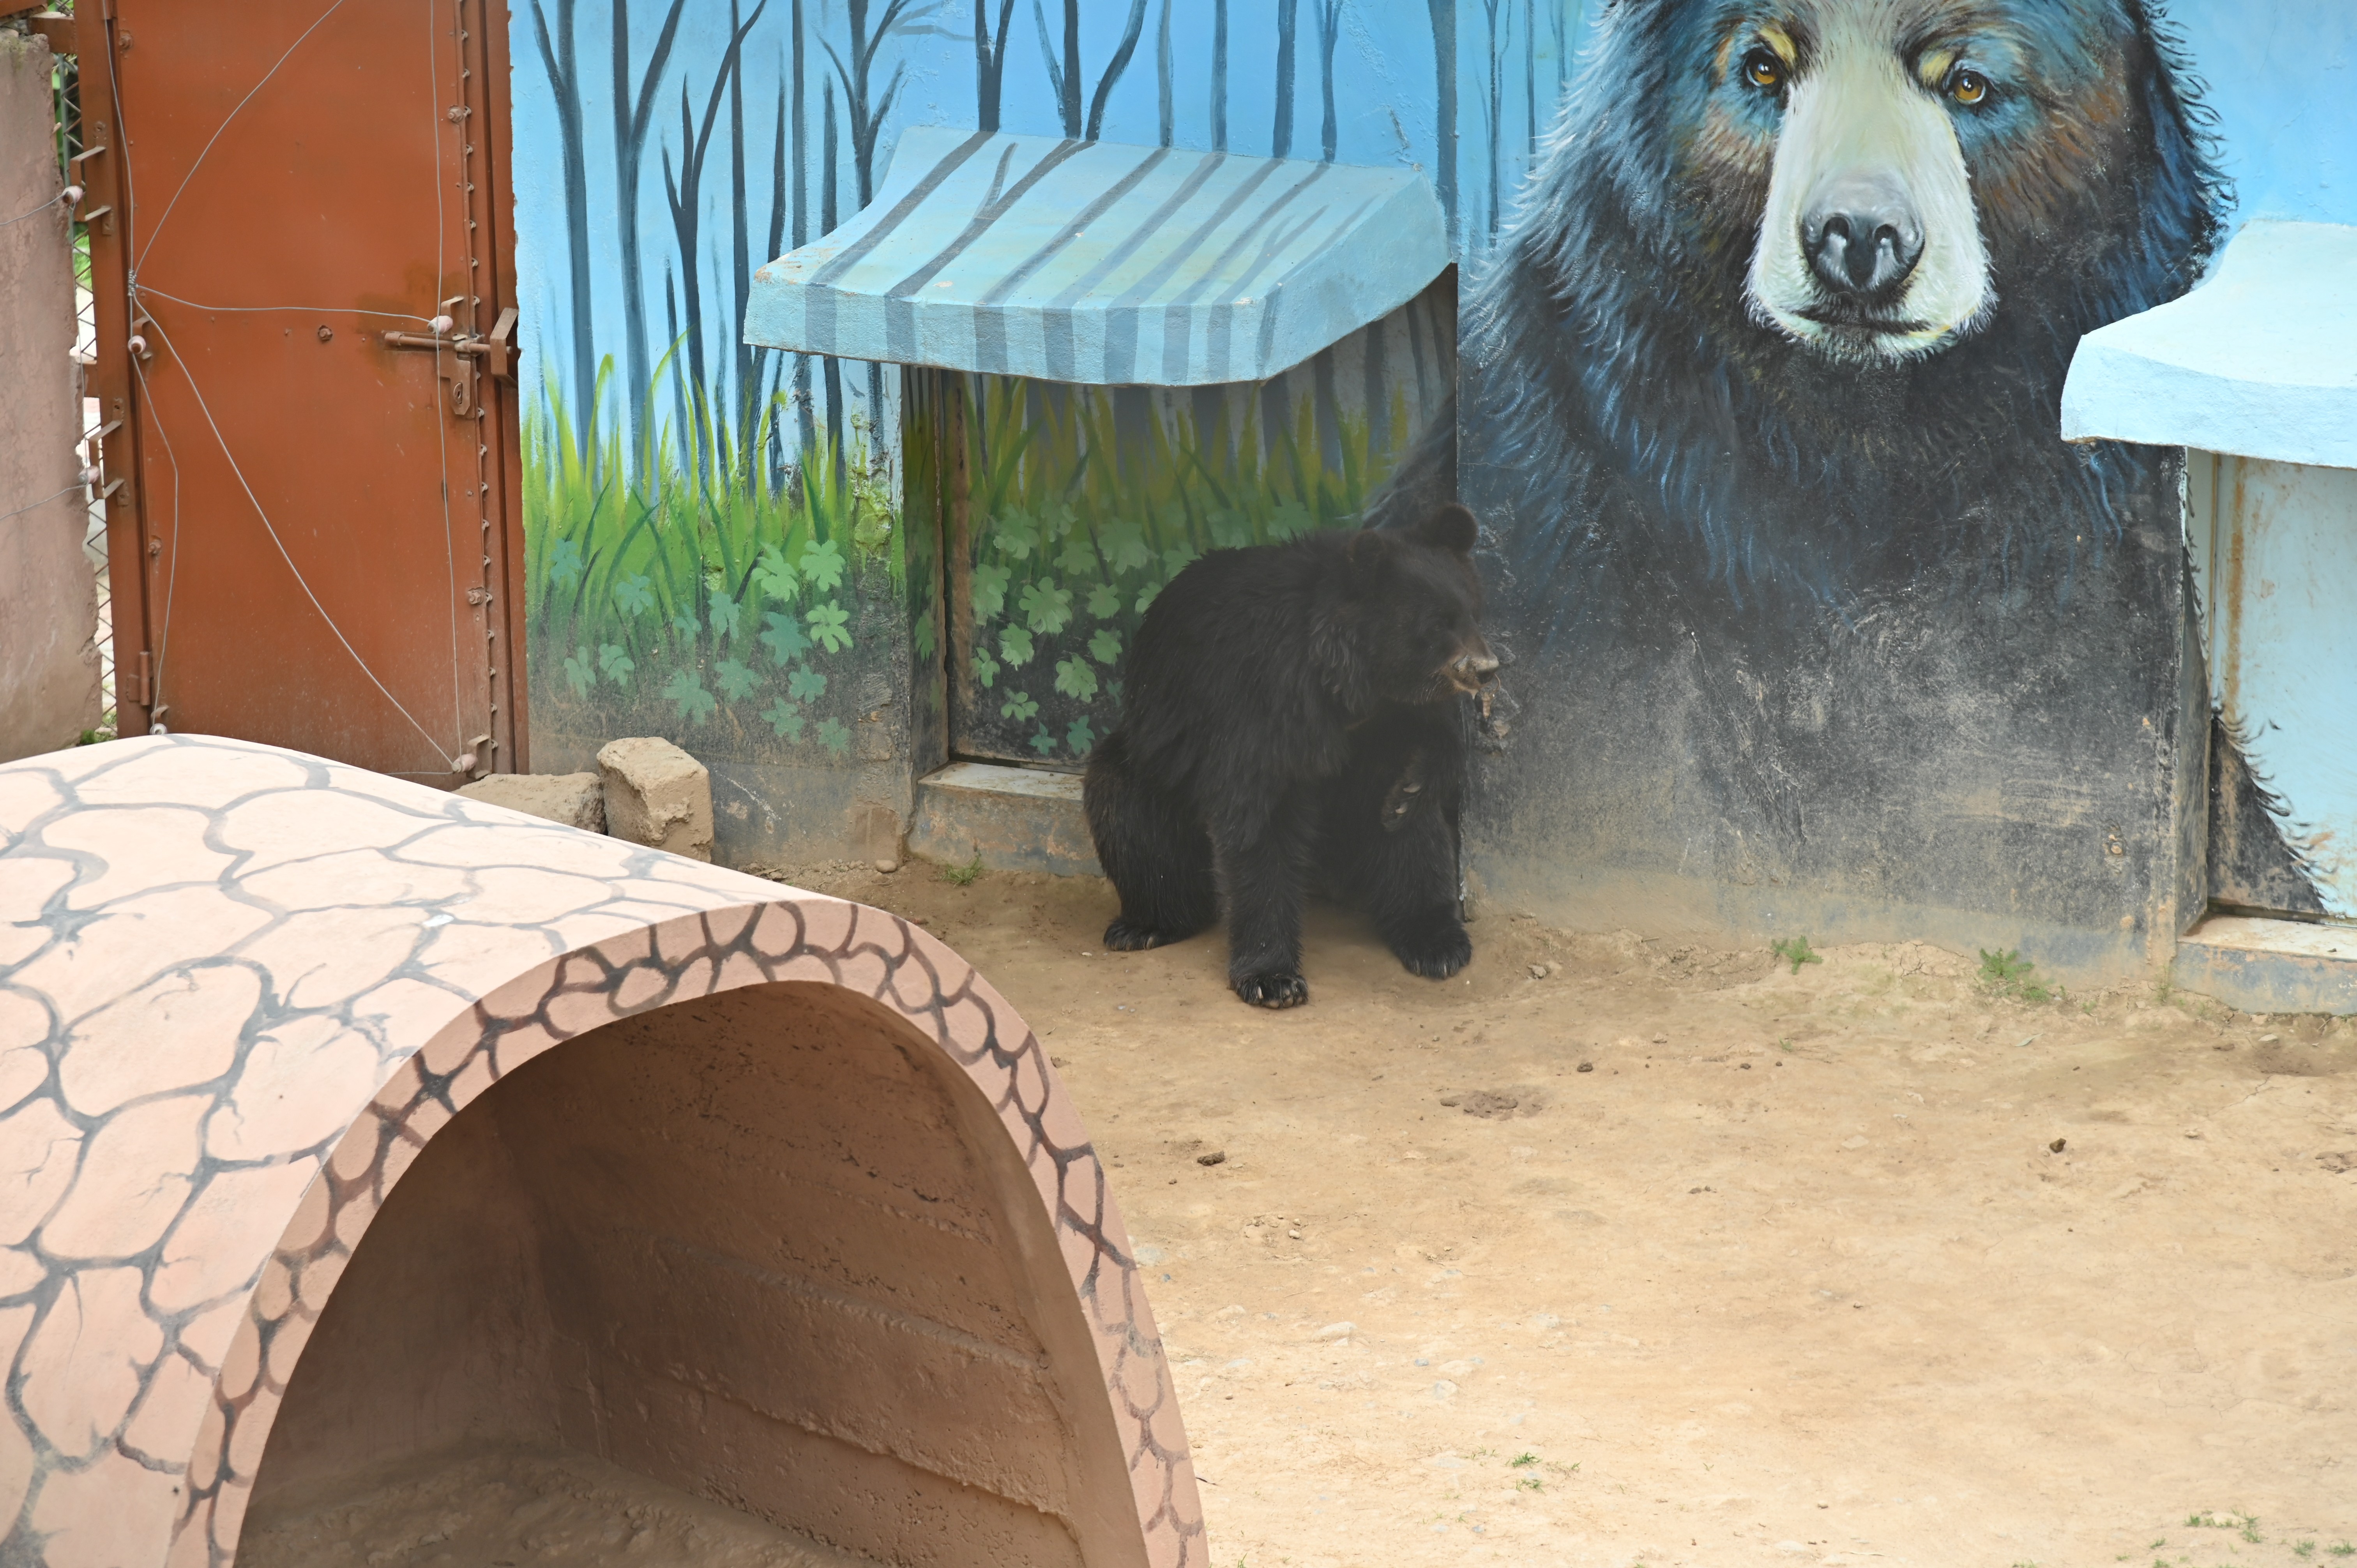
[0,32,100,761]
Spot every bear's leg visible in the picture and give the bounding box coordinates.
[1362,803,1474,980]
[1085,729,1216,951]
[1328,704,1474,981]
[1212,788,1316,1008]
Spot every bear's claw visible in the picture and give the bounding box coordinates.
[1103,918,1173,951]
[1233,969,1309,1008]
[1391,917,1473,980]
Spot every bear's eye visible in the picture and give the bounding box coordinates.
[1741,47,1784,92]
[1949,68,1990,106]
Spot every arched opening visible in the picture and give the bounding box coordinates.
[237,981,1135,1567]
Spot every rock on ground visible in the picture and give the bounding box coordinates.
[456,772,605,832]
[595,737,713,862]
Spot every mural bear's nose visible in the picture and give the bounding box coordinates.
[1802,173,1925,298]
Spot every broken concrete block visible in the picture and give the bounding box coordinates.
[596,737,713,862]
[456,772,606,832]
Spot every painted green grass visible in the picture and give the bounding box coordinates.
[951,375,1411,762]
[523,358,896,763]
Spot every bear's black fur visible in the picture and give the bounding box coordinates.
[1085,505,1497,1008]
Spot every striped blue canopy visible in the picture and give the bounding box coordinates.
[742,126,1451,387]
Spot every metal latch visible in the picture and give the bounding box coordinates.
[379,306,518,380]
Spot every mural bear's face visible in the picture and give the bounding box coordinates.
[1687,0,2139,365]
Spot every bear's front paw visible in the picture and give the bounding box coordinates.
[1390,913,1472,980]
[1232,968,1309,1008]
[1104,917,1174,951]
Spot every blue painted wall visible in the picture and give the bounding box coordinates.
[508,0,2354,970]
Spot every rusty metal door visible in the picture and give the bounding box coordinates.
[78,0,526,780]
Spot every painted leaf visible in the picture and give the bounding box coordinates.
[1086,583,1122,619]
[1089,627,1121,666]
[972,648,1000,690]
[807,601,853,654]
[596,643,634,686]
[800,537,847,594]
[993,508,1038,561]
[562,649,594,698]
[788,664,828,702]
[1268,498,1315,541]
[913,614,937,662]
[1030,727,1057,756]
[671,611,701,641]
[817,716,851,757]
[1104,520,1152,575]
[1210,509,1253,549]
[1020,581,1074,636]
[1065,715,1095,756]
[613,573,656,617]
[1000,625,1035,668]
[762,699,804,741]
[760,610,809,666]
[972,562,1012,622]
[546,538,586,590]
[661,669,717,725]
[1161,544,1198,577]
[1001,689,1039,722]
[1135,582,1162,616]
[1057,533,1098,577]
[706,595,743,640]
[751,544,800,604]
[1054,657,1099,703]
[714,658,760,703]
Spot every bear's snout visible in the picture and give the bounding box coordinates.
[1449,647,1501,693]
[1802,171,1924,299]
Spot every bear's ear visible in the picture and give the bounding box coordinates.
[1410,503,1479,556]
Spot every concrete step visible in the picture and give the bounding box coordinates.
[908,761,1102,879]
[2173,914,2357,1015]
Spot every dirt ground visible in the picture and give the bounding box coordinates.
[781,858,2357,1568]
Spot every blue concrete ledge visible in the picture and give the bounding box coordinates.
[2173,914,2357,1016]
[2061,221,2357,470]
[744,126,1450,387]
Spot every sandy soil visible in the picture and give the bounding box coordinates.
[779,858,2357,1568]
[240,1447,859,1568]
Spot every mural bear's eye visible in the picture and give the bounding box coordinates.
[1741,47,1784,91]
[1950,69,1991,106]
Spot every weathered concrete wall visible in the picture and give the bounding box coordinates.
[0,33,99,761]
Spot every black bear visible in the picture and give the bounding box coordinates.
[1084,505,1497,1008]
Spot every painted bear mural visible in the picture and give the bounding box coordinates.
[1389,0,2272,958]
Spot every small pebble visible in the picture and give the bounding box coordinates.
[1197,1150,1226,1167]
[2048,1137,2067,1153]
[1528,963,1548,980]
[875,858,899,873]
[1577,1061,1594,1073]
[2259,1032,2281,1044]
[1311,1321,1354,1341]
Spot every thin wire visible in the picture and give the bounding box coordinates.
[428,0,462,750]
[0,190,66,227]
[141,314,457,766]
[128,352,184,705]
[131,286,433,322]
[0,484,83,524]
[136,0,354,269]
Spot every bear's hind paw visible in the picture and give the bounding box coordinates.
[1104,916,1179,951]
[1232,969,1309,1008]
[1391,919,1473,981]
